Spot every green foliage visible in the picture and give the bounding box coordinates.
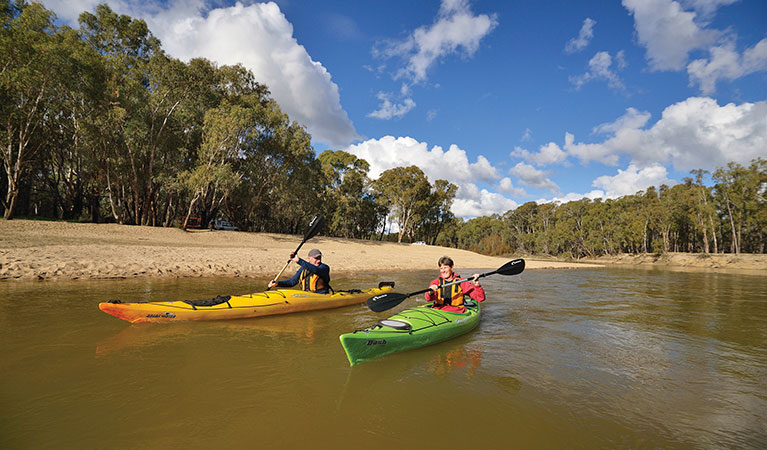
[1,1,764,258]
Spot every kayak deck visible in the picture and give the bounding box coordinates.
[339,300,481,366]
[99,284,393,323]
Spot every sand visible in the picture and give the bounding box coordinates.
[0,220,599,281]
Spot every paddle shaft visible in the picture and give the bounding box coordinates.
[267,215,324,289]
[366,258,525,313]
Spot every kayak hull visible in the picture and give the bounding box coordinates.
[99,286,392,323]
[339,300,481,366]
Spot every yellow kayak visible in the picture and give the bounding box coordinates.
[99,283,394,323]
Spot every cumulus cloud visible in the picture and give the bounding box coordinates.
[344,136,515,217]
[536,164,676,204]
[498,177,528,197]
[345,136,499,182]
[565,17,596,54]
[42,0,359,148]
[509,162,560,192]
[683,0,740,19]
[592,164,676,197]
[540,190,606,205]
[452,183,518,217]
[374,0,498,84]
[512,143,569,166]
[622,0,719,71]
[623,0,766,93]
[367,93,416,119]
[564,97,767,171]
[688,39,767,94]
[570,51,628,92]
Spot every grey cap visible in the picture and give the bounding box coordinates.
[308,249,322,258]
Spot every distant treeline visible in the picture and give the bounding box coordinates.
[2,2,766,256]
[434,161,766,256]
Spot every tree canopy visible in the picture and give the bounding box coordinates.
[1,1,765,257]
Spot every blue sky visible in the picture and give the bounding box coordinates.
[44,0,767,218]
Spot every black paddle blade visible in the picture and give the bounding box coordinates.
[305,214,325,241]
[366,292,409,313]
[494,258,525,276]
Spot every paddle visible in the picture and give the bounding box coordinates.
[267,214,325,290]
[366,258,525,312]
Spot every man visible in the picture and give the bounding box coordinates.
[268,248,331,294]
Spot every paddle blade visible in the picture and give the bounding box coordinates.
[304,214,325,241]
[366,292,409,313]
[494,258,525,276]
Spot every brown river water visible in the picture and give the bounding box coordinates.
[1,267,766,449]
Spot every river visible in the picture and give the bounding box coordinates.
[1,266,765,449]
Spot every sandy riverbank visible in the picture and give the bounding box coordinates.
[0,220,600,281]
[582,252,767,273]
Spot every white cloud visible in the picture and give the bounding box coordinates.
[498,177,527,197]
[592,107,652,134]
[512,143,568,166]
[540,190,606,205]
[509,162,560,192]
[565,17,596,54]
[367,92,416,119]
[592,163,676,197]
[345,136,500,181]
[344,136,513,217]
[688,39,767,94]
[623,0,766,93]
[375,0,498,84]
[682,0,739,19]
[452,183,518,217]
[622,0,719,71]
[564,97,767,171]
[42,0,359,148]
[42,0,106,22]
[569,51,627,92]
[521,128,533,142]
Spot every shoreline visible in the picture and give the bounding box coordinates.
[580,252,767,274]
[3,220,765,281]
[1,220,599,281]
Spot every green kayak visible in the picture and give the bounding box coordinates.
[339,300,481,366]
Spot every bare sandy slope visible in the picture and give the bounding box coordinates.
[583,252,767,273]
[0,220,598,281]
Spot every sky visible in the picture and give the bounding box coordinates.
[42,0,767,218]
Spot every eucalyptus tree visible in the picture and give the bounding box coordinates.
[503,201,540,254]
[318,150,385,239]
[551,198,594,258]
[373,165,431,243]
[456,215,510,255]
[0,1,59,219]
[713,158,767,253]
[77,4,161,224]
[416,179,457,245]
[227,92,319,233]
[180,101,249,229]
[34,23,107,221]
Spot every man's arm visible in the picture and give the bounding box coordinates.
[297,259,330,283]
[277,267,303,287]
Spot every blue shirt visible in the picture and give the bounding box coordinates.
[276,258,331,293]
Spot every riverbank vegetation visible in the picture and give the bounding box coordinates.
[2,2,766,259]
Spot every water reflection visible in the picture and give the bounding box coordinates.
[1,267,766,448]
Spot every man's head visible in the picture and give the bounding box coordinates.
[308,249,322,265]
